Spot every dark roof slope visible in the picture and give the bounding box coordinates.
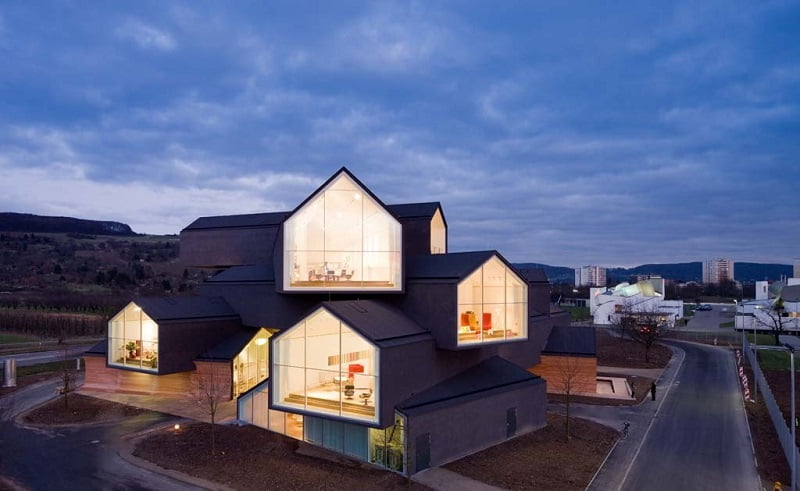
[781,285,800,303]
[517,268,549,283]
[196,326,263,361]
[207,264,275,283]
[386,202,441,220]
[182,211,289,231]
[542,325,596,356]
[405,251,496,280]
[134,296,238,322]
[322,300,429,345]
[398,356,541,415]
[85,339,107,355]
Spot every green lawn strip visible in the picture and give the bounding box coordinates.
[719,321,734,328]
[746,333,778,346]
[560,305,590,322]
[0,332,37,344]
[757,351,800,371]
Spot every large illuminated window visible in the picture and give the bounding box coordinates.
[108,302,159,372]
[273,308,379,423]
[457,256,528,345]
[233,329,271,397]
[431,208,446,254]
[284,172,402,291]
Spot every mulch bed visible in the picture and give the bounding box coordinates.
[743,367,790,488]
[134,423,429,490]
[548,375,655,406]
[446,413,617,490]
[23,393,148,426]
[597,330,672,369]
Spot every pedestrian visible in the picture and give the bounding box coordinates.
[650,382,656,401]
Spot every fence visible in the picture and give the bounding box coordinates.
[744,336,800,489]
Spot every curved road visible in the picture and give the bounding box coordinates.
[575,341,760,491]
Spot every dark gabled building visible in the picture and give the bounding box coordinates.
[85,167,570,475]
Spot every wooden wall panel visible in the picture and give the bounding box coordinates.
[529,355,597,395]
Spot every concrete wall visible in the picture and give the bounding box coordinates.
[529,354,597,395]
[404,378,546,474]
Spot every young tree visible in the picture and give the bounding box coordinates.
[756,298,787,346]
[191,363,226,457]
[553,355,583,441]
[622,305,669,363]
[59,349,77,410]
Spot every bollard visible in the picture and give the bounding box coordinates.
[76,358,82,371]
[2,359,17,388]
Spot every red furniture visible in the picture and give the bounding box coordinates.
[348,364,364,378]
[482,313,492,331]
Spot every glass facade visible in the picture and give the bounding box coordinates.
[273,308,379,423]
[108,302,159,372]
[233,329,271,398]
[368,413,406,473]
[283,172,402,291]
[457,256,528,346]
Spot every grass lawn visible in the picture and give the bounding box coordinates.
[0,332,38,344]
[561,305,590,322]
[746,333,779,346]
[756,351,800,371]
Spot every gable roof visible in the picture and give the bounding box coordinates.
[85,339,107,355]
[406,251,515,280]
[285,167,395,222]
[321,300,430,346]
[207,264,275,283]
[132,296,238,322]
[397,356,542,415]
[196,326,264,361]
[542,325,597,356]
[517,268,549,283]
[386,202,442,220]
[182,211,289,231]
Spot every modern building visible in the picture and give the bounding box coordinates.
[84,167,570,475]
[575,265,606,287]
[794,258,800,279]
[736,278,800,332]
[702,258,734,284]
[589,278,683,326]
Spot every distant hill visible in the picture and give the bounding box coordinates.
[0,212,136,236]
[515,261,792,284]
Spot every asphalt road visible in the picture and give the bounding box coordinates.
[0,345,93,367]
[621,341,760,491]
[0,379,201,491]
[685,304,735,331]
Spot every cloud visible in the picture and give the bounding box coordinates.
[116,19,176,51]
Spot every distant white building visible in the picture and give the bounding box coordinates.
[737,278,800,332]
[589,278,683,326]
[794,258,800,279]
[703,258,734,284]
[575,265,607,287]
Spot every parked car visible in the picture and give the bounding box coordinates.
[696,304,713,311]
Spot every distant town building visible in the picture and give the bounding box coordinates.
[589,278,683,326]
[575,265,607,287]
[702,258,734,284]
[795,258,800,278]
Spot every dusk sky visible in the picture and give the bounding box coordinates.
[1,1,798,268]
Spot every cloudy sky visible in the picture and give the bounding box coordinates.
[1,1,798,267]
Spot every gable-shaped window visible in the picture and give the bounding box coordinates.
[273,308,379,423]
[233,329,271,397]
[284,172,401,291]
[108,302,159,372]
[431,207,446,254]
[457,256,527,345]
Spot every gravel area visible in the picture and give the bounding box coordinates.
[134,423,429,490]
[446,413,617,490]
[22,393,148,426]
[597,330,672,368]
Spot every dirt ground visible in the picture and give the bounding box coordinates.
[446,413,617,491]
[23,393,148,425]
[134,423,428,490]
[596,330,672,368]
[743,367,790,488]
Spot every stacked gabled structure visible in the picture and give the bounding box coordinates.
[85,167,569,474]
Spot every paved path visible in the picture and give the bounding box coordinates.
[0,377,205,490]
[558,341,759,491]
[413,467,507,491]
[0,345,93,367]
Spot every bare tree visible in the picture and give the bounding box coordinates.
[613,301,669,363]
[553,355,583,441]
[191,363,227,457]
[59,348,76,410]
[756,298,787,346]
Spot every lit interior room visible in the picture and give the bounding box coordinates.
[457,256,528,345]
[233,329,271,397]
[273,308,379,422]
[284,173,401,290]
[108,302,159,371]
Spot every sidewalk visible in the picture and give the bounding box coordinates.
[413,467,508,491]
